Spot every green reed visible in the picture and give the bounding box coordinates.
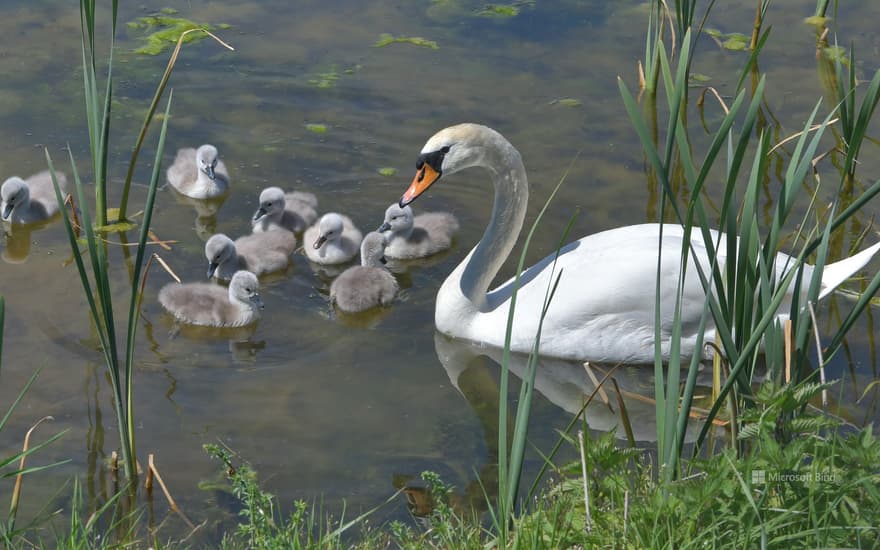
[620,22,880,481]
[48,93,173,483]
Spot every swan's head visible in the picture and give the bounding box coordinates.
[253,186,285,222]
[205,233,236,278]
[229,270,264,310]
[400,123,498,206]
[377,202,413,234]
[313,212,344,249]
[196,144,220,180]
[360,231,388,268]
[1,177,29,220]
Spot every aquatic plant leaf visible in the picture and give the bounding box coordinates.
[477,4,520,17]
[552,98,583,107]
[722,34,749,51]
[378,167,398,177]
[373,33,439,50]
[690,73,712,83]
[128,14,224,55]
[305,123,328,134]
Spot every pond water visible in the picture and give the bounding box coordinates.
[1,0,880,543]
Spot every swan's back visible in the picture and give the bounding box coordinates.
[330,266,398,312]
[235,230,296,275]
[386,211,459,259]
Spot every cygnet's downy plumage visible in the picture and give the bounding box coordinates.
[330,232,398,313]
[377,203,459,259]
[159,270,263,327]
[166,144,230,199]
[205,230,296,280]
[251,186,318,233]
[1,171,68,224]
[303,212,363,264]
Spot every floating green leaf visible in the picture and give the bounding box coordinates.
[127,14,225,55]
[551,98,582,108]
[803,15,830,28]
[721,33,749,51]
[305,123,328,134]
[374,33,439,50]
[477,4,520,17]
[690,73,712,83]
[308,70,340,89]
[378,167,398,177]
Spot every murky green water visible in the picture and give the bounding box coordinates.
[1,0,879,543]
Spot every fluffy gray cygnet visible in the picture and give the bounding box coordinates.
[377,203,459,259]
[1,171,68,224]
[159,270,263,327]
[166,144,230,199]
[205,230,296,280]
[330,231,398,313]
[251,186,318,233]
[303,212,363,265]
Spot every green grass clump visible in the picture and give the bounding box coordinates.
[373,33,439,50]
[127,14,229,55]
[204,444,394,549]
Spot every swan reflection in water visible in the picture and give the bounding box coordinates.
[395,333,719,518]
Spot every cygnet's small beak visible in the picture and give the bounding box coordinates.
[252,293,265,310]
[207,262,219,279]
[253,207,267,222]
[313,235,327,249]
[2,203,13,220]
[205,164,216,180]
[377,221,391,233]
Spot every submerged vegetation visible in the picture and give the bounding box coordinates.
[373,33,439,50]
[127,12,230,56]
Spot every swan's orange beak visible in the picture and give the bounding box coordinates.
[400,163,441,207]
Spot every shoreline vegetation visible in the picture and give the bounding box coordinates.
[2,0,879,547]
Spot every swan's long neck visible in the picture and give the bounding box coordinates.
[459,136,528,311]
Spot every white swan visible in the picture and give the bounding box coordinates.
[252,186,318,233]
[399,123,880,363]
[303,212,363,265]
[1,171,68,224]
[205,231,296,280]
[330,231,399,313]
[377,203,459,259]
[159,270,263,327]
[166,144,230,199]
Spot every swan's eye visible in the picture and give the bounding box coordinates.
[441,145,450,153]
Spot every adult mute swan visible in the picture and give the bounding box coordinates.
[399,123,880,364]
